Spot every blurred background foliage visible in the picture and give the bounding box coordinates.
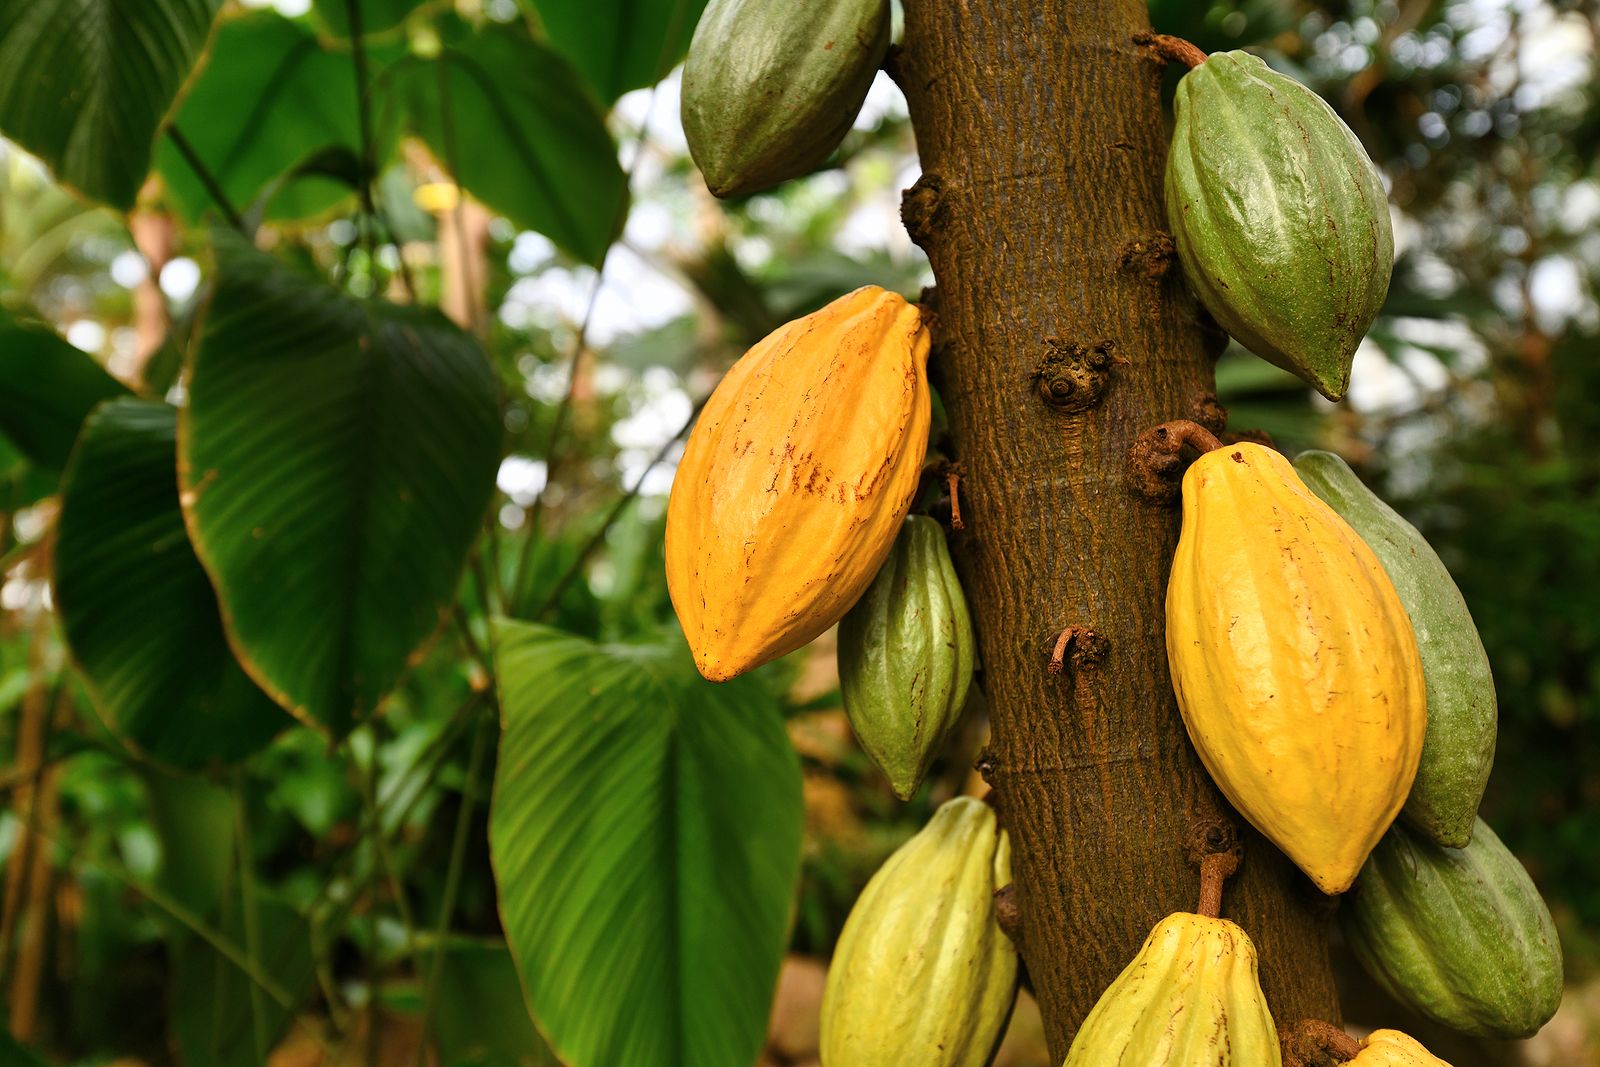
[0,0,1596,1064]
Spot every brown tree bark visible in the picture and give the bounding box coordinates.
[896,1,1341,1056]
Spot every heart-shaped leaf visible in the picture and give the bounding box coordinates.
[527,0,708,104]
[490,623,802,1067]
[180,233,501,738]
[155,11,380,223]
[0,312,130,472]
[396,19,627,266]
[55,398,289,768]
[0,0,221,209]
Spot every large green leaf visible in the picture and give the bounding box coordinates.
[54,399,289,768]
[527,0,707,104]
[170,892,315,1067]
[0,312,130,471]
[431,938,560,1067]
[490,624,802,1067]
[394,20,627,265]
[313,0,421,38]
[0,0,221,209]
[154,11,372,222]
[180,234,501,738]
[144,766,235,917]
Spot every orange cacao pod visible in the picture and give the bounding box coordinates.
[666,287,931,682]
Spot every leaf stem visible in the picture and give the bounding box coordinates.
[232,772,270,1065]
[340,0,417,304]
[165,125,246,232]
[507,84,665,610]
[413,711,494,1066]
[532,392,705,620]
[10,802,326,1050]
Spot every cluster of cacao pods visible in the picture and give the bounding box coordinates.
[1164,435,1560,1047]
[672,5,1563,1055]
[665,281,980,797]
[665,285,931,683]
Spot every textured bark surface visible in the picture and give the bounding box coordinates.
[897,1,1341,1056]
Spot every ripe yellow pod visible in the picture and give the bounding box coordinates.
[1347,1029,1454,1066]
[1062,912,1281,1066]
[1166,443,1425,894]
[666,286,931,682]
[820,797,1017,1066]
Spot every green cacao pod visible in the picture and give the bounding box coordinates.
[1063,912,1282,1066]
[680,0,890,198]
[1165,50,1393,401]
[1294,451,1496,848]
[837,515,976,800]
[1342,817,1563,1039]
[820,796,1017,1066]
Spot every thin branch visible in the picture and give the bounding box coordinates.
[308,692,485,935]
[165,126,246,233]
[508,84,666,609]
[413,714,494,1066]
[339,0,417,304]
[233,773,270,1065]
[532,394,705,620]
[345,0,379,262]
[8,803,323,1048]
[360,727,382,1067]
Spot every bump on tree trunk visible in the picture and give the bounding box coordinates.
[895,0,1341,1056]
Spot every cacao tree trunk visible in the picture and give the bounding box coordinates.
[896,1,1342,1055]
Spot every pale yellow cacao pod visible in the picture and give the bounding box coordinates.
[1062,912,1281,1067]
[665,286,931,682]
[820,796,1017,1066]
[1166,443,1426,894]
[1347,1029,1454,1066]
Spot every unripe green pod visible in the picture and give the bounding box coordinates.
[820,797,1017,1066]
[680,0,890,198]
[1294,450,1496,848]
[1342,817,1563,1039]
[1165,50,1394,401]
[837,515,976,800]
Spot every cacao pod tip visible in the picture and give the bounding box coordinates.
[1312,867,1359,897]
[691,651,738,683]
[1404,809,1473,850]
[1312,364,1351,403]
[888,777,919,802]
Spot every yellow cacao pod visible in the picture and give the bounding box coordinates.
[820,796,1017,1066]
[1166,443,1425,894]
[1346,1029,1454,1066]
[666,286,930,682]
[1062,912,1281,1067]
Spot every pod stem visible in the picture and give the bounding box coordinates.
[1194,850,1238,918]
[1128,418,1226,503]
[1159,419,1223,454]
[1280,1019,1363,1066]
[1135,32,1208,70]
